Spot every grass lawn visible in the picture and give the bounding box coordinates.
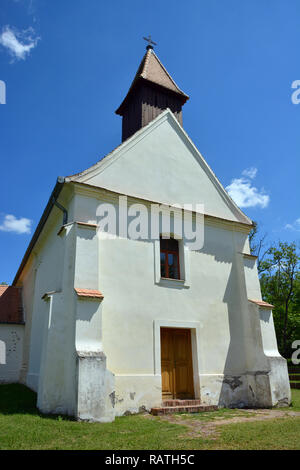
[0,384,299,450]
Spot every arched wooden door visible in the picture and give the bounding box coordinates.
[160,328,194,400]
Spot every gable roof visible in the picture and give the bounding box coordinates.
[116,49,189,115]
[0,285,24,324]
[67,109,253,226]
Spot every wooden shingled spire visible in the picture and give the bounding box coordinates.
[116,42,189,141]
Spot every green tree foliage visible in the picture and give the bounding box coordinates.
[251,234,300,358]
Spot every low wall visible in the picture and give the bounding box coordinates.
[0,324,24,383]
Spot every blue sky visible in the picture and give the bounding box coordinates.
[0,0,300,283]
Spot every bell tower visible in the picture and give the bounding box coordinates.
[115,38,189,142]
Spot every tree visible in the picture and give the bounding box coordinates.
[248,221,268,274]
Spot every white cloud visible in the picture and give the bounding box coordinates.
[226,168,270,209]
[285,218,300,231]
[242,167,257,179]
[0,25,39,61]
[0,214,32,234]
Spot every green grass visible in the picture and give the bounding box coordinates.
[178,407,258,423]
[0,385,186,450]
[214,418,300,450]
[0,384,299,450]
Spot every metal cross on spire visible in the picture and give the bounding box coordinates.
[143,35,157,50]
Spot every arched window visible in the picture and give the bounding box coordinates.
[160,236,180,280]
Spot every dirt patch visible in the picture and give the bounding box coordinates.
[145,409,300,440]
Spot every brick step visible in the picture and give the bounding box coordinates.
[290,382,300,389]
[163,399,202,407]
[289,374,300,381]
[151,405,218,416]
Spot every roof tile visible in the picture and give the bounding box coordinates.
[75,288,104,299]
[249,299,275,309]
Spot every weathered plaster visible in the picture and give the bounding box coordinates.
[0,324,24,383]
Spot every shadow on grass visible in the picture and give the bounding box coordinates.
[2,383,300,424]
[0,384,73,420]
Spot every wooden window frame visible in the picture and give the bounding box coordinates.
[160,238,181,280]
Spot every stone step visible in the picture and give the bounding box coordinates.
[151,404,218,416]
[163,399,202,407]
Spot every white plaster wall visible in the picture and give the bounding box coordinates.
[100,228,245,380]
[259,307,291,406]
[35,216,81,417]
[259,309,281,356]
[18,178,283,416]
[21,207,66,391]
[243,257,262,300]
[97,227,251,413]
[0,324,24,383]
[80,113,244,223]
[35,219,115,419]
[19,262,36,384]
[70,190,254,412]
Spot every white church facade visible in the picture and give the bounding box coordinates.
[0,45,291,421]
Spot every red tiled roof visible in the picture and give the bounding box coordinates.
[75,288,104,299]
[0,285,24,323]
[0,285,9,296]
[249,299,275,309]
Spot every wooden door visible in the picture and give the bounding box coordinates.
[161,328,194,400]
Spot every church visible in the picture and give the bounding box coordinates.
[0,42,291,421]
